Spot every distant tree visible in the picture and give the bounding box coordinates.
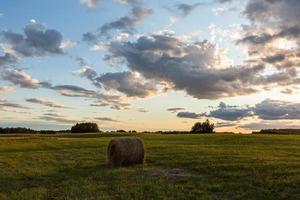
[71,122,100,133]
[116,129,126,133]
[191,119,215,134]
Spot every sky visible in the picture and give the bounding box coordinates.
[0,0,300,132]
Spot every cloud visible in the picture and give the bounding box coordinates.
[208,102,253,121]
[0,86,15,94]
[49,84,97,97]
[39,115,77,124]
[1,68,39,89]
[0,53,18,66]
[241,120,300,131]
[73,66,99,87]
[167,107,185,113]
[80,0,102,9]
[99,5,153,36]
[177,112,203,119]
[95,117,120,122]
[175,3,207,17]
[96,71,158,97]
[0,99,29,109]
[1,20,64,59]
[196,99,300,121]
[212,7,225,16]
[74,65,159,98]
[60,40,77,49]
[42,81,131,110]
[215,121,237,128]
[237,0,300,73]
[106,32,265,99]
[254,99,300,120]
[26,98,66,108]
[175,98,300,122]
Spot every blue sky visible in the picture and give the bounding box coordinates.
[1,0,300,132]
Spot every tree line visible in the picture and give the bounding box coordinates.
[0,120,216,134]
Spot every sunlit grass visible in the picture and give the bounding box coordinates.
[0,133,299,199]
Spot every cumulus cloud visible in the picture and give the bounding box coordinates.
[175,98,300,123]
[26,98,66,108]
[1,20,64,59]
[1,68,39,89]
[0,53,18,66]
[96,71,158,97]
[74,64,159,98]
[241,120,300,131]
[237,0,300,72]
[188,99,300,122]
[208,102,253,121]
[106,32,265,99]
[83,1,152,42]
[254,99,300,120]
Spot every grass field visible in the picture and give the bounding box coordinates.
[0,133,300,200]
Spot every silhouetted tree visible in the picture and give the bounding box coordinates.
[116,129,126,133]
[71,122,99,133]
[191,119,214,134]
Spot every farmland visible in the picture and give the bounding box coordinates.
[0,133,300,200]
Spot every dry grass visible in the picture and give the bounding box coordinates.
[107,137,145,167]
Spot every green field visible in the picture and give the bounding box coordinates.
[0,133,300,200]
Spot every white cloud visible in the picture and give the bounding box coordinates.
[60,40,77,49]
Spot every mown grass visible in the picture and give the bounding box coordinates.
[0,133,300,200]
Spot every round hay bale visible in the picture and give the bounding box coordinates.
[107,137,145,167]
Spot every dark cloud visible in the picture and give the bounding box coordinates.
[76,57,90,66]
[177,112,203,119]
[73,67,100,87]
[99,5,153,36]
[241,121,300,130]
[167,107,185,113]
[0,53,18,66]
[74,66,159,98]
[208,104,253,121]
[96,71,158,97]
[1,68,39,89]
[175,3,207,17]
[106,33,265,99]
[238,26,300,46]
[26,98,66,108]
[238,0,300,72]
[188,99,300,121]
[254,99,300,120]
[50,84,97,97]
[262,54,285,63]
[1,21,64,58]
[95,117,120,122]
[90,103,110,107]
[215,121,237,128]
[82,32,99,45]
